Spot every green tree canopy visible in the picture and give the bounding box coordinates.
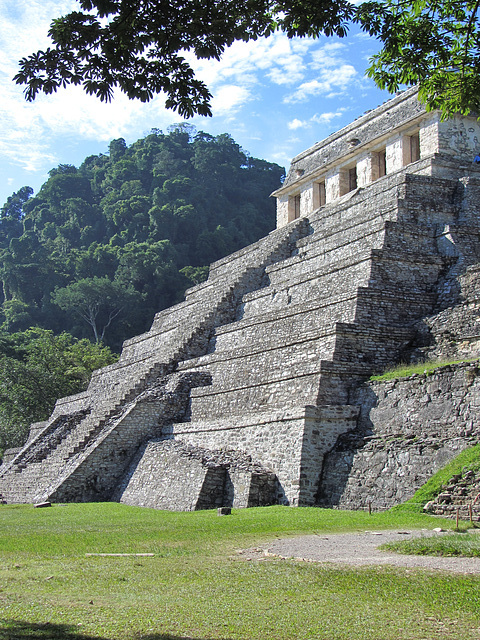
[14,0,480,118]
[0,127,281,350]
[0,328,117,456]
[359,0,480,117]
[52,276,140,343]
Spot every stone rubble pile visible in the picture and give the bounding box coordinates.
[424,468,480,520]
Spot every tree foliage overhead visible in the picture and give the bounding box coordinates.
[14,0,480,119]
[359,0,480,118]
[0,126,282,350]
[14,0,354,117]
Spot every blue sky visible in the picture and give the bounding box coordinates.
[0,0,392,207]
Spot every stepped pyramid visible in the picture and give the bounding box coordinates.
[2,88,480,510]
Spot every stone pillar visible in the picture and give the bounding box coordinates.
[276,195,289,228]
[325,171,341,202]
[419,114,440,156]
[385,134,419,172]
[300,182,314,216]
[356,154,372,188]
[386,136,405,173]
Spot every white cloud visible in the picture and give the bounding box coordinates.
[282,39,359,104]
[0,0,181,173]
[310,42,347,68]
[287,109,345,131]
[190,34,315,93]
[0,1,77,74]
[284,65,357,103]
[0,0,391,206]
[211,85,252,115]
[288,119,308,130]
[311,110,346,124]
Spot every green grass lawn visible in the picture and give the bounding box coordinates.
[0,503,479,640]
[381,531,480,557]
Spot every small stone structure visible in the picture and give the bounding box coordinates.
[2,87,480,510]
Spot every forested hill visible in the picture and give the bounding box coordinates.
[0,125,284,351]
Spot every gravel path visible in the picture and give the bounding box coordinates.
[243,529,480,574]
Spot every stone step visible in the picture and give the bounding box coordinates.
[215,300,357,354]
[185,322,411,421]
[242,257,372,320]
[291,216,387,263]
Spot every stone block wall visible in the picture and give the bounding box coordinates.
[319,361,480,510]
[163,405,359,506]
[115,439,277,510]
[115,440,228,511]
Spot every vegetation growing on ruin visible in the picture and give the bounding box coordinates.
[393,443,480,514]
[370,358,479,382]
[1,503,479,640]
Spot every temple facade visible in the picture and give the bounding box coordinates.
[273,87,480,227]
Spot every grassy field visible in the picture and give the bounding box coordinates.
[1,503,479,640]
[382,531,480,557]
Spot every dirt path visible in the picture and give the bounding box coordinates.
[242,529,480,574]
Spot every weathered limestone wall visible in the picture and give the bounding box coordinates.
[165,408,310,505]
[162,405,359,506]
[116,440,227,511]
[437,115,480,160]
[115,439,278,510]
[319,362,480,510]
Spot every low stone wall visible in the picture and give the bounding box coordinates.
[116,440,227,510]
[164,409,308,505]
[319,361,480,509]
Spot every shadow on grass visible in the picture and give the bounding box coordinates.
[0,619,233,640]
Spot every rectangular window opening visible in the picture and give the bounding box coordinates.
[288,194,301,222]
[314,181,326,209]
[378,150,386,177]
[349,167,358,192]
[410,133,420,162]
